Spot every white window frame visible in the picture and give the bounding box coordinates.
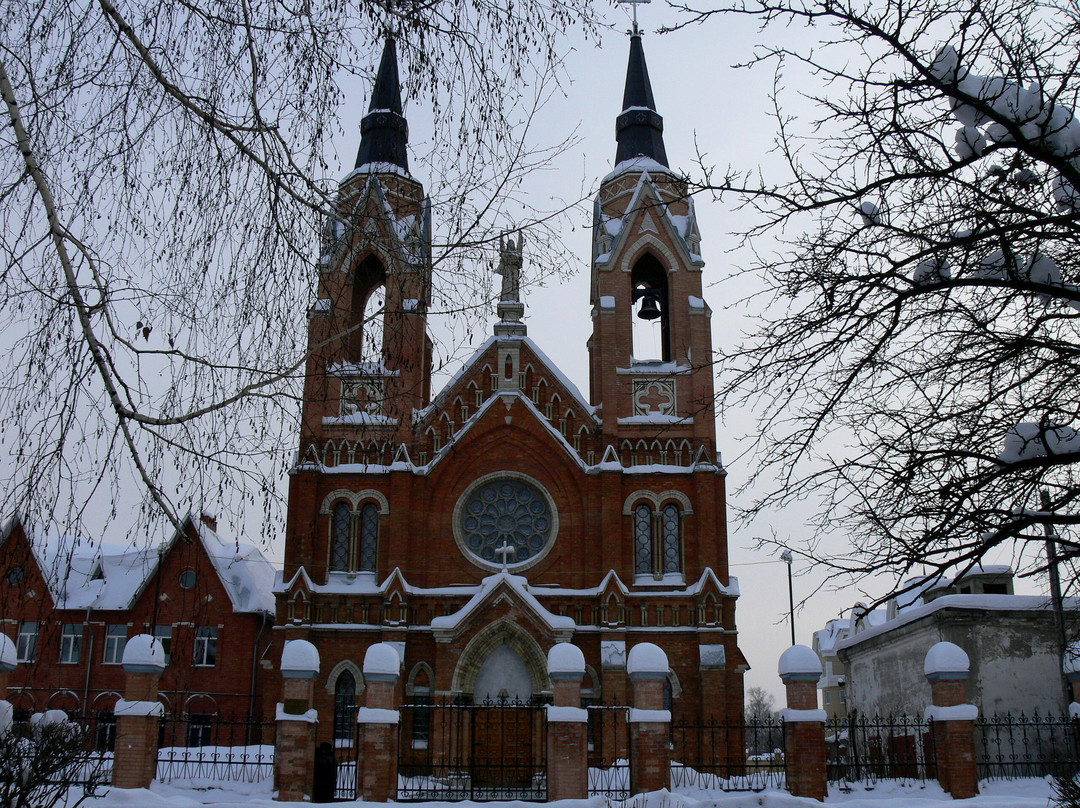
[153,625,172,665]
[193,626,218,667]
[17,621,38,663]
[60,623,83,665]
[103,624,127,665]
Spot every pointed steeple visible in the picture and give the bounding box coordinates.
[614,32,668,168]
[355,35,410,171]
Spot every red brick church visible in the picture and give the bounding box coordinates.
[273,30,746,747]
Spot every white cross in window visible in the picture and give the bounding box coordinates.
[495,540,516,572]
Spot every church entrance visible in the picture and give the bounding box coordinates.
[398,643,547,801]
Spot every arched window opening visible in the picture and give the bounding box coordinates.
[330,502,351,571]
[631,254,670,362]
[662,504,681,574]
[633,500,683,579]
[359,503,379,572]
[633,504,653,575]
[334,671,357,745]
[349,255,386,360]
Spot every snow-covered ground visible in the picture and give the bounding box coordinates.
[73,777,1056,807]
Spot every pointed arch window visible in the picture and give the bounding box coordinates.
[327,497,381,574]
[331,502,351,571]
[632,499,683,579]
[334,671,356,744]
[631,253,670,362]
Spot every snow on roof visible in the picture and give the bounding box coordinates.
[602,157,678,184]
[341,161,412,183]
[193,516,277,615]
[813,618,852,653]
[430,572,575,633]
[838,593,1077,652]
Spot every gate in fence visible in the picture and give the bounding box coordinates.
[825,714,936,789]
[395,699,548,801]
[587,705,630,799]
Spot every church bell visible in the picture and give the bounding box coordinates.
[637,292,662,320]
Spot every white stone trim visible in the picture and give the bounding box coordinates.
[319,489,390,515]
[546,706,588,723]
[629,708,671,723]
[925,704,978,722]
[622,490,693,516]
[115,699,165,718]
[356,707,399,724]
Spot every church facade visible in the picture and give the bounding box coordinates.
[273,32,746,746]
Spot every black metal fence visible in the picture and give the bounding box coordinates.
[156,712,275,784]
[826,714,936,789]
[396,698,548,801]
[977,713,1080,780]
[670,717,785,792]
[588,705,630,799]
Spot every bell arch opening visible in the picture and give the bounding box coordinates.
[630,253,670,362]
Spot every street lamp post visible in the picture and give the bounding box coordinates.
[781,550,795,646]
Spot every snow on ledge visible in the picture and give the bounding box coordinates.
[779,645,822,678]
[356,707,400,724]
[548,642,585,675]
[547,706,588,723]
[780,708,827,723]
[627,642,668,675]
[629,708,671,724]
[926,704,978,722]
[115,699,165,718]
[276,704,318,724]
[364,642,401,676]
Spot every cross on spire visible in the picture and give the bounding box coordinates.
[495,540,516,572]
[617,0,651,35]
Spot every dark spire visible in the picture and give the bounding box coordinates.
[355,35,409,171]
[614,32,668,167]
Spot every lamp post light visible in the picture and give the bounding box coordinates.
[781,549,795,646]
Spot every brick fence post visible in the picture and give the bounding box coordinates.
[627,642,670,795]
[274,639,320,802]
[546,642,588,800]
[924,641,978,800]
[356,643,401,802]
[0,633,15,736]
[779,645,827,802]
[113,634,166,789]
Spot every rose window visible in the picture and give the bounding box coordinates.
[458,477,555,568]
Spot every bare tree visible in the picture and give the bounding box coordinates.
[0,0,599,542]
[667,0,1080,597]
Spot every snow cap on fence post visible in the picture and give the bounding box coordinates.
[626,642,668,680]
[924,641,969,681]
[122,633,166,673]
[778,645,822,683]
[363,642,401,682]
[548,642,585,679]
[281,639,320,679]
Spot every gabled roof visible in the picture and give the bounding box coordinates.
[2,512,275,615]
[430,571,575,639]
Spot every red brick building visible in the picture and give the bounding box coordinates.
[274,31,747,751]
[0,511,275,726]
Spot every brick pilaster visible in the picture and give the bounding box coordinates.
[356,643,401,802]
[627,643,670,795]
[113,634,166,790]
[779,645,826,802]
[275,640,320,802]
[547,643,588,800]
[924,642,978,800]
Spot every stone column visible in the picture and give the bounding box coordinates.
[627,642,670,795]
[356,643,401,802]
[113,634,166,789]
[778,645,827,802]
[546,642,588,800]
[274,639,320,802]
[0,633,16,737]
[924,641,978,800]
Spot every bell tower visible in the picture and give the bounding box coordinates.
[587,29,715,462]
[299,34,433,457]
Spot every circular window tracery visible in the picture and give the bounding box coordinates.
[453,473,558,572]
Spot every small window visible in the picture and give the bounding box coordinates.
[17,621,38,663]
[95,711,116,751]
[103,624,127,664]
[824,691,831,705]
[840,691,847,704]
[187,713,214,747]
[179,569,197,589]
[153,625,172,665]
[60,623,83,665]
[194,626,218,666]
[7,566,24,586]
[334,671,357,745]
[983,582,1008,595]
[412,692,432,749]
[359,503,379,572]
[633,504,652,575]
[330,502,351,572]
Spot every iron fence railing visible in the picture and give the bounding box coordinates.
[826,714,936,789]
[671,717,785,792]
[156,712,275,783]
[977,713,1080,780]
